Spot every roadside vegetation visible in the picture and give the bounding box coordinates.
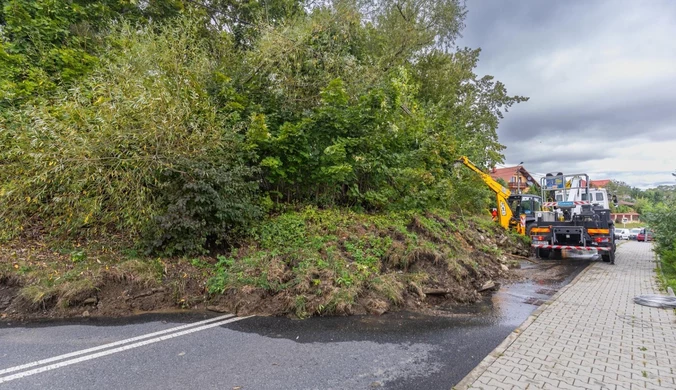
[205,208,529,317]
[643,199,676,290]
[2,0,529,319]
[1,209,530,319]
[2,1,673,319]
[607,181,676,290]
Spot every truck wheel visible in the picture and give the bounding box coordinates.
[536,248,550,259]
[602,250,616,264]
[526,223,535,236]
[552,249,563,260]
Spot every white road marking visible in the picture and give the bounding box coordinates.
[0,314,234,376]
[0,315,250,384]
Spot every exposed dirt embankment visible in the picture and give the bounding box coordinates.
[1,210,530,321]
[0,256,209,321]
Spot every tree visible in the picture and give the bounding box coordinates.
[605,180,633,200]
[237,3,526,210]
[0,0,529,253]
[0,20,261,253]
[413,48,528,168]
[0,0,190,105]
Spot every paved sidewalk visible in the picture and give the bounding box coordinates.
[457,241,676,390]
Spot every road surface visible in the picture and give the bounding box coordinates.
[0,260,589,390]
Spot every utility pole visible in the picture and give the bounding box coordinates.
[517,162,524,194]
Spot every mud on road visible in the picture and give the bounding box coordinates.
[0,229,590,323]
[511,258,592,287]
[0,255,592,323]
[1,214,537,322]
[0,258,592,390]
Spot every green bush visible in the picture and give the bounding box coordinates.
[146,158,261,255]
[240,5,524,212]
[644,202,676,289]
[0,20,260,254]
[1,3,529,255]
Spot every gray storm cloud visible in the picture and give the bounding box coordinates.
[458,0,676,188]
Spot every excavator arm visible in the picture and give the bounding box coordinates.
[454,156,523,233]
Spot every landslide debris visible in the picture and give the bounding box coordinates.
[205,209,530,318]
[1,209,530,320]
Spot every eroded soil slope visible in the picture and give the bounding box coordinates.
[1,211,530,321]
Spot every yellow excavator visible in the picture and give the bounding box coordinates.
[454,156,542,235]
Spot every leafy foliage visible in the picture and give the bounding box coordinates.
[238,4,525,210]
[0,20,260,253]
[643,193,676,289]
[0,0,188,105]
[1,1,528,254]
[147,157,261,256]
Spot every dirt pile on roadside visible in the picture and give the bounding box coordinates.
[206,210,531,318]
[1,211,531,320]
[0,244,210,321]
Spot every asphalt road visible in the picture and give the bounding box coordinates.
[0,260,590,390]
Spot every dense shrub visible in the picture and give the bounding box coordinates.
[241,5,523,211]
[1,2,527,255]
[0,20,260,253]
[644,201,676,288]
[147,158,261,255]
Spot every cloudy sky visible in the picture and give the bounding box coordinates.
[458,0,676,189]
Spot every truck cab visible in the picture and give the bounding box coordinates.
[554,188,611,215]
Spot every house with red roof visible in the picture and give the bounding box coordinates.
[490,166,540,193]
[611,212,640,223]
[577,179,611,188]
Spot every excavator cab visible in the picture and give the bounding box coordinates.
[508,195,538,216]
[507,194,542,233]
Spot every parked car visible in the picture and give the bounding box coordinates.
[637,228,653,242]
[614,228,629,240]
[629,228,642,240]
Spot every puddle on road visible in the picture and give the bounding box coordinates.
[427,258,592,327]
[222,258,593,342]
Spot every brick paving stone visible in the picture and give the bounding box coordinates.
[464,242,676,390]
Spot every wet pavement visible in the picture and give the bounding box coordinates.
[0,259,591,390]
[462,241,676,389]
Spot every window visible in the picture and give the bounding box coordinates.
[596,193,604,201]
[510,177,516,183]
[556,194,563,201]
[533,197,541,212]
[509,198,520,214]
[520,197,532,214]
[581,193,588,201]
